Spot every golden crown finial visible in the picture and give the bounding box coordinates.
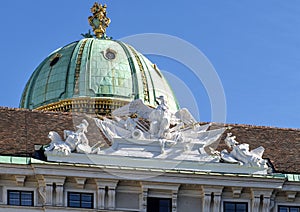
[88,2,111,38]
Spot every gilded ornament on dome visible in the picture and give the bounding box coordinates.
[88,2,111,38]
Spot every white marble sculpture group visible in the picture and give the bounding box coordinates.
[45,96,268,168]
[218,133,267,168]
[45,119,100,156]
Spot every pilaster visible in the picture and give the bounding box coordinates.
[252,196,260,212]
[251,188,273,212]
[213,194,221,212]
[94,179,118,210]
[97,187,105,209]
[55,184,64,206]
[36,175,65,206]
[108,186,116,209]
[45,183,53,206]
[201,185,223,212]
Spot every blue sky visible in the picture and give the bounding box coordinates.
[0,1,300,128]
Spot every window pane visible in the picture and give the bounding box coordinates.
[68,192,93,209]
[8,191,33,206]
[21,192,33,206]
[279,206,300,212]
[68,193,80,207]
[279,207,288,212]
[159,199,171,212]
[224,202,235,211]
[224,202,247,212]
[69,193,80,201]
[8,191,20,205]
[81,194,92,202]
[9,191,20,199]
[81,201,92,208]
[21,200,33,206]
[147,197,171,212]
[236,203,247,212]
[160,199,171,207]
[69,200,80,207]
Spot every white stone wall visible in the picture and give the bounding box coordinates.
[0,163,299,212]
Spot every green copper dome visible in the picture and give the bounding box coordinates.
[20,38,179,114]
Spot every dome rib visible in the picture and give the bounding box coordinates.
[63,41,81,100]
[115,40,139,100]
[139,53,157,104]
[127,45,150,104]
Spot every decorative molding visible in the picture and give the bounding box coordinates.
[140,187,148,212]
[232,187,243,198]
[94,179,119,188]
[140,182,179,211]
[172,191,178,212]
[14,175,26,186]
[74,177,86,189]
[37,177,46,205]
[88,2,111,38]
[141,182,180,192]
[35,97,130,115]
[251,188,273,198]
[36,175,66,206]
[286,191,297,202]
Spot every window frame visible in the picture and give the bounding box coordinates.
[147,197,172,212]
[221,199,250,212]
[7,190,34,206]
[67,191,95,209]
[3,187,36,207]
[278,204,300,212]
